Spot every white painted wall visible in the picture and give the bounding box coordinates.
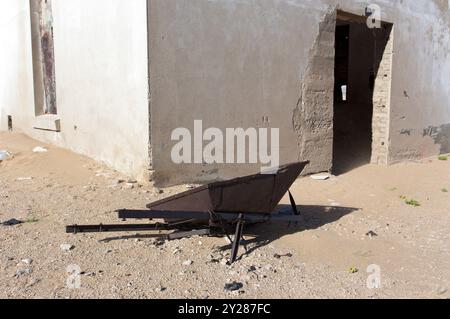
[0,0,35,132]
[0,0,150,181]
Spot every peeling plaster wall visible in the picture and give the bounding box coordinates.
[386,0,450,162]
[0,0,150,181]
[150,0,450,185]
[292,10,336,174]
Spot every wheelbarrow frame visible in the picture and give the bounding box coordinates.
[66,162,309,263]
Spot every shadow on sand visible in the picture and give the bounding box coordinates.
[222,205,359,261]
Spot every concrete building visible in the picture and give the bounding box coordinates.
[1,0,449,185]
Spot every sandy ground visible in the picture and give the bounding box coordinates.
[0,132,449,299]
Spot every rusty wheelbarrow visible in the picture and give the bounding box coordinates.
[66,162,309,263]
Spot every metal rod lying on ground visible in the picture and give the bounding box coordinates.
[66,223,180,233]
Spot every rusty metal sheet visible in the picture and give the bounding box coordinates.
[146,162,309,214]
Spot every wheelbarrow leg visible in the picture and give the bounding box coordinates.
[230,214,245,264]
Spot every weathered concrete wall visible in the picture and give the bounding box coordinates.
[149,0,450,185]
[386,0,450,163]
[1,0,449,186]
[0,0,150,181]
[149,0,337,185]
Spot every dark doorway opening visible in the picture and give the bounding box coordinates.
[8,115,12,131]
[332,14,393,174]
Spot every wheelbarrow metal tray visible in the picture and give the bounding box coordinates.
[146,162,309,214]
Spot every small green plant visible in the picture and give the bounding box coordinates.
[405,199,421,207]
[442,188,448,193]
[348,267,359,274]
[438,155,448,161]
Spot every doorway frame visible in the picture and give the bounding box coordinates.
[334,10,394,167]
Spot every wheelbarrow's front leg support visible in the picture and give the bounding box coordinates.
[230,213,245,264]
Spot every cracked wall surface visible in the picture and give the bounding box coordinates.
[292,10,336,174]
